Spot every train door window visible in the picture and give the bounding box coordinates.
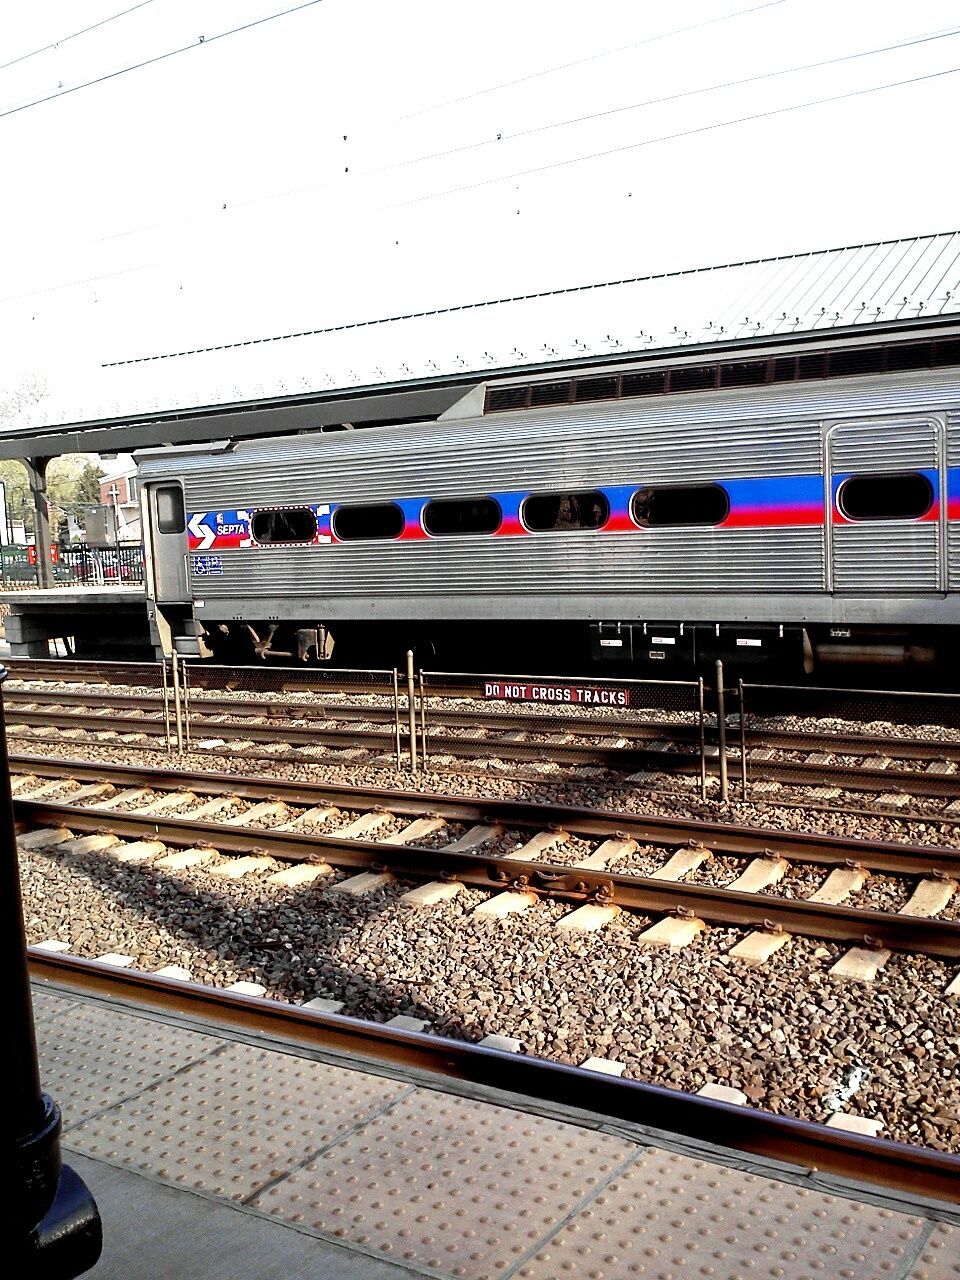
[155,485,185,534]
[836,472,934,521]
[522,490,609,531]
[332,503,405,540]
[423,498,501,536]
[631,484,729,526]
[251,507,317,543]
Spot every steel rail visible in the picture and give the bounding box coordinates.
[27,950,960,1205]
[15,794,960,958]
[8,686,960,764]
[8,698,960,796]
[12,752,960,877]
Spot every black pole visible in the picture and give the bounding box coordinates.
[0,665,102,1275]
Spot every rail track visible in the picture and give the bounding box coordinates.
[13,755,960,965]
[29,946,960,1204]
[7,684,960,802]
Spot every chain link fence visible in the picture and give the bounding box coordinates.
[4,656,175,753]
[733,676,960,816]
[419,666,708,793]
[177,659,404,769]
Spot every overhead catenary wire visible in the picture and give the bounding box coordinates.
[6,15,952,285]
[0,0,156,74]
[385,61,960,211]
[0,0,326,121]
[5,51,957,316]
[242,23,960,214]
[396,0,792,121]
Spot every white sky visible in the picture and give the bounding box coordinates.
[1,0,959,424]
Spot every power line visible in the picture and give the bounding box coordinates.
[397,0,791,121]
[386,61,960,211]
[0,1,156,74]
[0,0,326,121]
[3,44,956,310]
[362,24,960,187]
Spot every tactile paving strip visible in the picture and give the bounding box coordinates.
[515,1147,926,1279]
[33,991,218,1124]
[909,1223,960,1279]
[67,1038,409,1201]
[252,1087,637,1279]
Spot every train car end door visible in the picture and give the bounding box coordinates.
[145,482,189,602]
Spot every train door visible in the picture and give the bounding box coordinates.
[145,481,189,601]
[825,416,946,594]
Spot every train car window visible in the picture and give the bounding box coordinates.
[837,472,934,521]
[251,508,317,543]
[631,484,729,527]
[332,503,405,540]
[423,498,501,536]
[155,486,185,534]
[523,491,610,531]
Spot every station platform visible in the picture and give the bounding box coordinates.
[0,585,151,658]
[34,981,958,1280]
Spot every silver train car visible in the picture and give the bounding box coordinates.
[136,364,960,671]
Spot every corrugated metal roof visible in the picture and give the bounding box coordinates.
[24,230,960,428]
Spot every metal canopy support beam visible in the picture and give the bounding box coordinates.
[24,457,54,590]
[0,385,482,461]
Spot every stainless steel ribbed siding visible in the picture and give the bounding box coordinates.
[827,417,941,592]
[188,527,823,613]
[832,525,941,591]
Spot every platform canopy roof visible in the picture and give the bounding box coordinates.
[3,229,960,460]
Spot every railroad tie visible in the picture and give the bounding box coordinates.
[206,854,274,879]
[333,811,394,838]
[697,1083,748,1105]
[473,890,538,918]
[399,881,465,907]
[574,836,638,871]
[808,865,869,904]
[945,972,960,996]
[67,782,114,803]
[830,875,957,983]
[266,862,333,887]
[556,903,621,932]
[729,865,869,966]
[111,840,167,865]
[96,787,153,810]
[275,805,341,830]
[636,915,705,948]
[382,816,448,845]
[829,946,892,982]
[385,1014,430,1033]
[56,832,122,856]
[649,845,711,881]
[153,965,192,981]
[16,778,73,800]
[326,871,395,895]
[188,795,241,820]
[509,829,568,861]
[579,1056,626,1076]
[441,823,501,853]
[153,846,218,870]
[302,996,345,1014]
[10,774,40,794]
[725,857,789,893]
[130,792,198,816]
[17,827,73,851]
[899,876,958,917]
[221,800,289,827]
[478,1033,522,1053]
[825,1113,885,1138]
